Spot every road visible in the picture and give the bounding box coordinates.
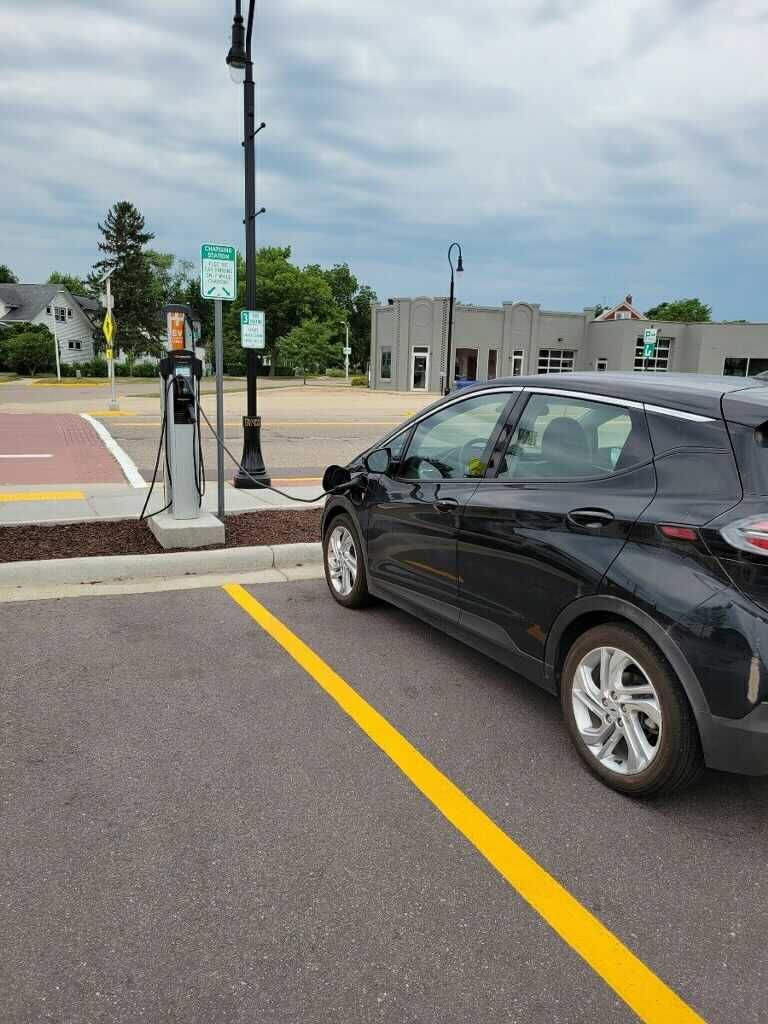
[2,575,767,1023]
[0,379,433,485]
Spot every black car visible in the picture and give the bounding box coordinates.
[321,372,768,796]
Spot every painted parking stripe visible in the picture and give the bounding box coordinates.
[223,583,706,1024]
[79,413,147,488]
[0,491,85,502]
[0,454,53,459]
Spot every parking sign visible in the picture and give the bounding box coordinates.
[200,244,237,300]
[241,310,266,349]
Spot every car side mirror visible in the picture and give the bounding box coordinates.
[364,448,392,475]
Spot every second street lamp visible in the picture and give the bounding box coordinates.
[443,242,464,395]
[227,0,270,487]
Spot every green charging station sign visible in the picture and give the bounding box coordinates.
[200,244,236,300]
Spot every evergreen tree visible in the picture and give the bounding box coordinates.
[0,264,18,283]
[90,201,161,359]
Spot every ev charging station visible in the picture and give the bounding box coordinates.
[144,304,225,549]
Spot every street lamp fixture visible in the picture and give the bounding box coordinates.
[444,242,464,395]
[226,2,247,83]
[228,0,270,487]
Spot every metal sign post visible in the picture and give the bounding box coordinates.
[103,276,119,410]
[200,242,237,521]
[214,300,225,522]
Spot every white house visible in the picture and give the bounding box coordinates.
[0,283,98,365]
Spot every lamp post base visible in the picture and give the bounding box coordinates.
[233,416,271,488]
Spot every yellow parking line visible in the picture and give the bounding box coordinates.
[0,490,85,502]
[87,410,132,416]
[223,583,706,1024]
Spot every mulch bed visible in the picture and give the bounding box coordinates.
[0,510,322,563]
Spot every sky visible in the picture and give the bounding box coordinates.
[2,0,768,319]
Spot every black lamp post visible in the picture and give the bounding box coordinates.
[227,0,270,487]
[443,242,464,395]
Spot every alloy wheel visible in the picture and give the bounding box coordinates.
[326,525,358,597]
[571,646,663,776]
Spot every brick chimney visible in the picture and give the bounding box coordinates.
[625,294,633,305]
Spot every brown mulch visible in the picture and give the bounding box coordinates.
[0,510,322,563]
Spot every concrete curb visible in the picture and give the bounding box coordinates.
[0,542,323,588]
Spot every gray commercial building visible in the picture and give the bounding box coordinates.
[369,293,768,392]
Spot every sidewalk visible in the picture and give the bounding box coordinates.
[0,480,324,526]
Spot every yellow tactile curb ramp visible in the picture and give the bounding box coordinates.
[0,491,85,502]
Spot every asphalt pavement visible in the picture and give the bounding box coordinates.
[2,576,767,1023]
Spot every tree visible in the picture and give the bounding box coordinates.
[4,329,56,376]
[0,264,18,284]
[644,298,712,323]
[89,201,162,360]
[277,318,339,380]
[224,246,340,374]
[47,271,89,297]
[314,263,377,370]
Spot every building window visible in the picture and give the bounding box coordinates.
[54,306,66,323]
[68,341,82,350]
[538,349,575,374]
[724,356,768,377]
[46,306,52,314]
[380,348,392,380]
[67,309,73,318]
[596,357,608,371]
[634,337,672,372]
[616,310,631,320]
[487,350,498,381]
[511,350,524,376]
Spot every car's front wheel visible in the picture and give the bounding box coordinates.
[560,624,703,797]
[323,514,372,609]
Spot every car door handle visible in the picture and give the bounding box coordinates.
[434,498,460,513]
[566,508,615,529]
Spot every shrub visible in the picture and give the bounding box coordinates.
[351,375,368,387]
[5,332,56,376]
[326,367,345,378]
[78,357,109,377]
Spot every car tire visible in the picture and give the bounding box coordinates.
[560,623,704,797]
[323,513,372,609]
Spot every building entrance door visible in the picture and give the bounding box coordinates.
[411,347,430,390]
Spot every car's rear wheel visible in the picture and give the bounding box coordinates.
[323,514,372,609]
[560,623,703,797]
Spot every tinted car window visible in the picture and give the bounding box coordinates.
[497,394,651,480]
[399,393,509,480]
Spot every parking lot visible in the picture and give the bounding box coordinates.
[3,575,767,1023]
[0,379,432,486]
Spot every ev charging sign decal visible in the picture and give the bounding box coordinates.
[241,310,266,349]
[200,244,237,300]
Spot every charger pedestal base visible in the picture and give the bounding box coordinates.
[148,511,225,550]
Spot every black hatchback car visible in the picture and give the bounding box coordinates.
[321,373,768,796]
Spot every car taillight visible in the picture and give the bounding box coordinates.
[659,525,699,542]
[721,517,768,555]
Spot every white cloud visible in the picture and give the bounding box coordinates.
[2,0,768,315]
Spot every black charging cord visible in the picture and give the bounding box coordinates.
[139,376,175,521]
[195,403,365,504]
